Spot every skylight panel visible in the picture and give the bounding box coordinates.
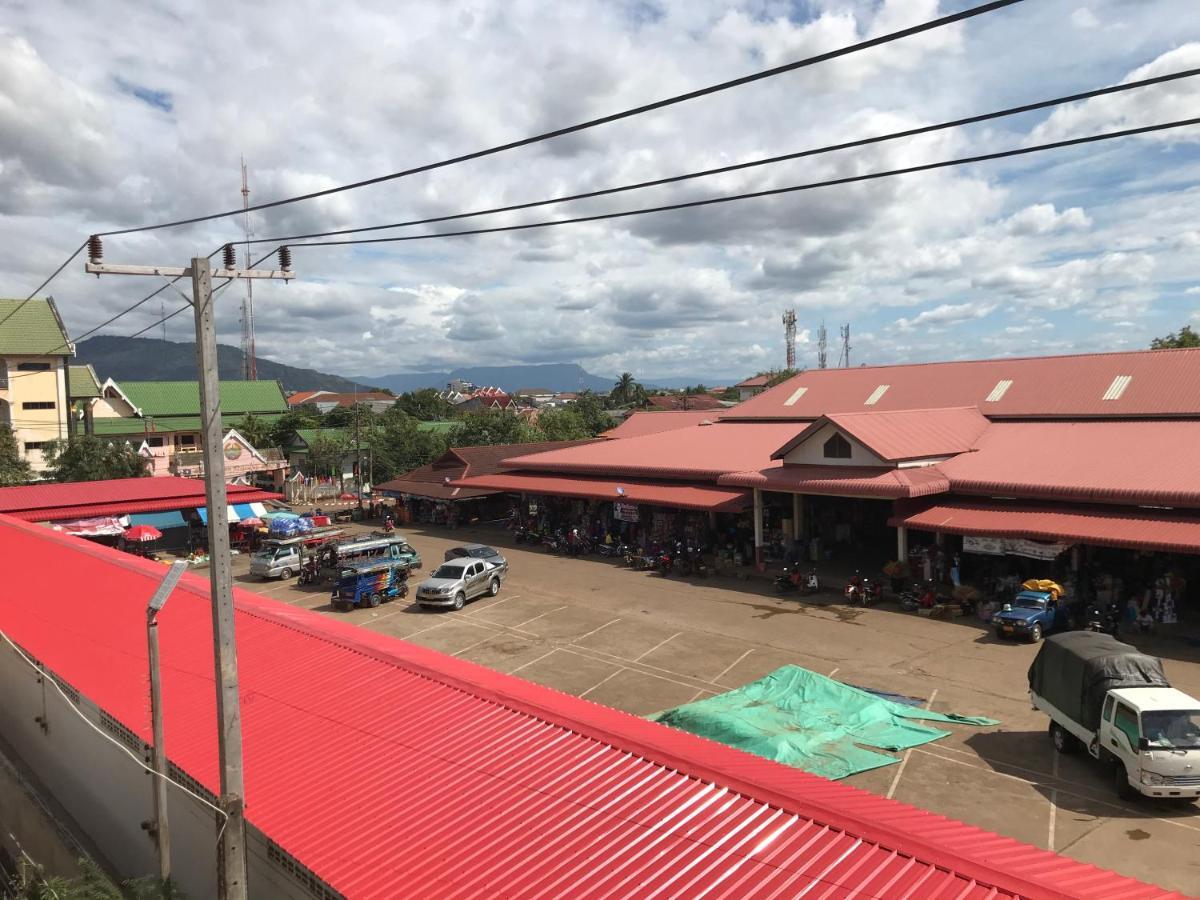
[985,379,1013,402]
[1102,374,1132,401]
[783,386,808,406]
[864,384,889,406]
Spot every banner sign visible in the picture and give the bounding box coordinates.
[614,502,639,523]
[963,535,1068,560]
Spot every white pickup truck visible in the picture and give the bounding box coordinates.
[1029,632,1200,800]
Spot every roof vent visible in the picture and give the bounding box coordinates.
[783,386,808,406]
[864,384,890,406]
[1103,374,1132,401]
[985,379,1013,402]
[698,419,714,426]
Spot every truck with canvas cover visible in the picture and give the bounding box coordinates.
[1029,632,1200,800]
[248,526,345,579]
[315,532,421,583]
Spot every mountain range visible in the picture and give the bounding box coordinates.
[75,336,747,394]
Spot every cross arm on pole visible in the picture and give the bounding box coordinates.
[85,262,293,280]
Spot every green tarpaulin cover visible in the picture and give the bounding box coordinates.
[650,665,999,780]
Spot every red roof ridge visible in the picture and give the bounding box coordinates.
[779,345,1200,376]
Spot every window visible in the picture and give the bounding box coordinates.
[823,433,852,459]
[23,442,47,451]
[146,437,164,447]
[1113,703,1140,748]
[1102,695,1115,723]
[16,362,51,372]
[22,401,56,410]
[179,435,196,446]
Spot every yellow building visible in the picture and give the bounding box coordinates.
[0,298,73,474]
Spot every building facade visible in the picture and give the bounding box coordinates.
[0,298,73,474]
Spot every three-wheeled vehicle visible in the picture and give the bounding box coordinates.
[332,558,410,611]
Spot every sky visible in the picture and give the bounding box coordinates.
[1,0,1199,384]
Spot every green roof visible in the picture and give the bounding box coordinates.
[0,298,71,356]
[68,365,101,398]
[91,412,284,436]
[418,420,459,434]
[287,428,367,451]
[115,380,288,416]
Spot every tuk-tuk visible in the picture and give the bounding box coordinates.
[332,558,410,611]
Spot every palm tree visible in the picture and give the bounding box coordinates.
[611,372,637,406]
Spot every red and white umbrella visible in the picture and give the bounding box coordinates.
[124,524,162,543]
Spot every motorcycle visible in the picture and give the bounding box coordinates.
[382,518,395,535]
[597,541,628,558]
[776,567,820,595]
[542,530,564,553]
[845,572,882,607]
[1085,603,1120,638]
[514,525,540,545]
[655,545,675,576]
[297,558,320,586]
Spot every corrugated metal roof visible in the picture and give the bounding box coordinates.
[603,410,726,440]
[454,473,751,511]
[939,420,1200,508]
[0,476,276,521]
[726,348,1200,420]
[891,500,1200,555]
[91,413,285,435]
[0,516,1177,900]
[67,364,101,399]
[720,464,950,499]
[115,380,288,416]
[502,423,801,481]
[772,408,989,463]
[0,298,71,355]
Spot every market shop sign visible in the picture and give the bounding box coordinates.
[963,535,1069,560]
[614,502,640,523]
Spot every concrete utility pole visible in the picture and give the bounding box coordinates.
[85,240,293,900]
[146,560,187,884]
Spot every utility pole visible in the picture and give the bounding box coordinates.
[146,561,187,885]
[354,382,364,514]
[85,238,292,900]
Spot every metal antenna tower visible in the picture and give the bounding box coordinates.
[239,158,257,380]
[816,321,827,369]
[782,308,796,370]
[838,323,851,368]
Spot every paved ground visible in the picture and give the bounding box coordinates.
[231,520,1200,894]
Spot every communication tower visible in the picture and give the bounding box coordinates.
[782,309,797,370]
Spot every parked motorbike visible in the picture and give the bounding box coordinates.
[297,558,320,586]
[656,545,675,576]
[597,541,628,558]
[1085,603,1121,638]
[845,572,882,607]
[514,525,540,545]
[542,530,564,553]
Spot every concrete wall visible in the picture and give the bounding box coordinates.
[1,356,69,473]
[0,641,332,900]
[782,423,885,467]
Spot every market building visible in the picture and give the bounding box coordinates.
[456,348,1200,622]
[0,298,74,473]
[0,513,1173,899]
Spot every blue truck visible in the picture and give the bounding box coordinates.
[992,589,1068,643]
[332,558,411,611]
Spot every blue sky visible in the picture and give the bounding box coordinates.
[1,0,1198,381]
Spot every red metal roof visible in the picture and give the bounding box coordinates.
[453,473,751,511]
[720,464,950,499]
[891,499,1200,555]
[727,347,1200,420]
[503,422,802,481]
[772,408,990,463]
[939,420,1200,508]
[645,393,726,411]
[735,374,771,388]
[603,410,725,440]
[0,477,279,522]
[0,515,1177,900]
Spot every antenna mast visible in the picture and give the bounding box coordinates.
[838,323,851,368]
[240,158,257,380]
[782,309,796,370]
[816,321,827,369]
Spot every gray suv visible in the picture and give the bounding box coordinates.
[416,559,501,610]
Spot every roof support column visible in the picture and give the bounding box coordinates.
[753,488,764,572]
[896,524,909,562]
[792,493,804,541]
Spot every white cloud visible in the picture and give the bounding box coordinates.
[1004,204,1092,236]
[1071,8,1100,29]
[895,301,996,332]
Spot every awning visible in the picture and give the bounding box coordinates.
[197,506,241,524]
[127,510,187,530]
[452,473,750,512]
[50,516,127,536]
[232,503,257,520]
[890,500,1200,555]
[8,488,282,523]
[719,463,949,499]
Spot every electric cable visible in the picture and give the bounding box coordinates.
[93,0,1027,237]
[247,67,1200,246]
[281,116,1200,250]
[0,241,89,330]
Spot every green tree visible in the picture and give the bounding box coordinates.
[6,856,184,899]
[0,424,32,485]
[570,392,615,436]
[322,403,375,429]
[757,368,799,387]
[370,407,452,481]
[451,410,542,447]
[1150,325,1200,349]
[395,388,454,421]
[536,406,591,441]
[269,409,321,448]
[43,436,149,482]
[232,413,271,449]
[305,432,351,486]
[610,372,638,406]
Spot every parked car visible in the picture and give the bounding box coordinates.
[993,589,1068,642]
[416,558,502,611]
[443,543,509,578]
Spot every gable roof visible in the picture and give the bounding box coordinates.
[735,374,771,388]
[287,428,366,451]
[0,476,277,521]
[114,380,288,417]
[646,393,725,411]
[67,364,101,398]
[772,407,990,463]
[0,298,71,356]
[285,390,331,406]
[0,516,1176,900]
[602,410,725,439]
[727,348,1200,420]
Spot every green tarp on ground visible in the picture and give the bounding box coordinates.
[650,665,999,780]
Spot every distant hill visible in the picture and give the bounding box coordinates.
[75,336,376,393]
[352,363,616,394]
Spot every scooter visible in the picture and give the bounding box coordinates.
[297,558,320,586]
[1085,603,1121,638]
[597,541,628,558]
[656,545,675,576]
[845,572,882,607]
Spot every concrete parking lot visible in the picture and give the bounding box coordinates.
[231,520,1200,894]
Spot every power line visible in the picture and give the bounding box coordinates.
[246,67,1200,246]
[279,116,1200,251]
[0,240,89,330]
[94,0,1027,238]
